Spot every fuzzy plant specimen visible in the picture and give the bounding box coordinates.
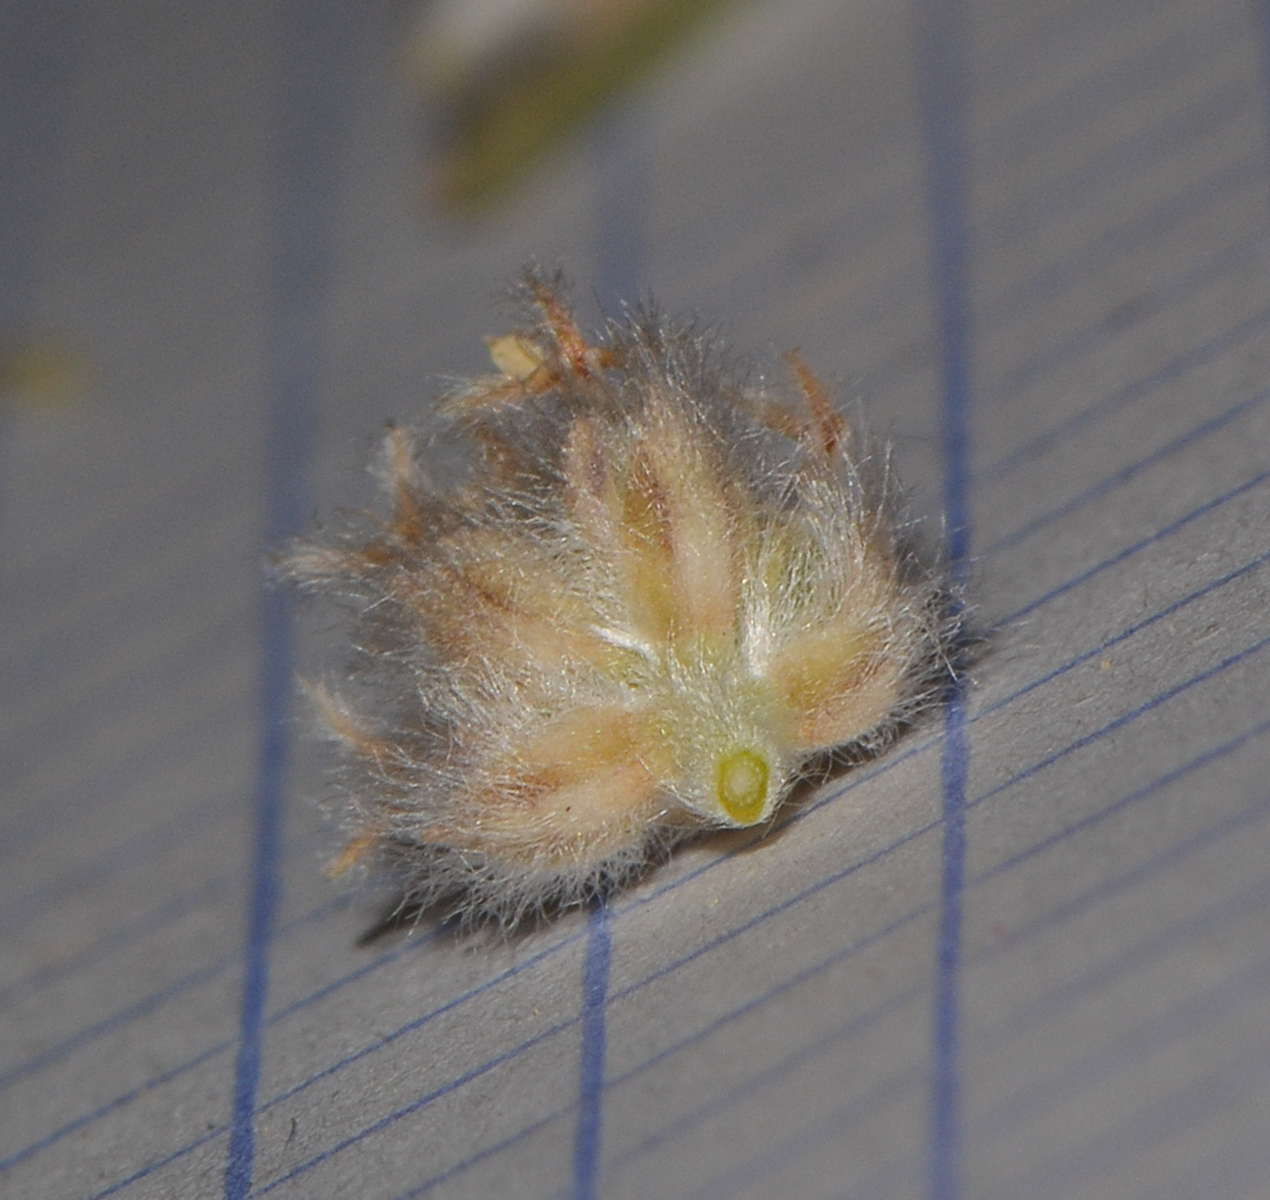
[282,273,956,926]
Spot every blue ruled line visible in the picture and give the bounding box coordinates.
[981,151,1261,334]
[223,583,290,1200]
[223,3,351,1197]
[933,694,969,1200]
[981,76,1250,250]
[594,106,648,319]
[992,230,1261,398]
[998,466,1270,628]
[572,903,613,1200]
[916,0,973,1197]
[253,1016,580,1197]
[982,385,1270,555]
[567,101,647,1200]
[981,293,1270,483]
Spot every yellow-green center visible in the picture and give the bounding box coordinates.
[716,748,770,825]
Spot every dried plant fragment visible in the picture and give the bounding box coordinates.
[403,0,750,211]
[282,272,958,927]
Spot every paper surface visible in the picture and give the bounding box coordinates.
[3,0,1270,1197]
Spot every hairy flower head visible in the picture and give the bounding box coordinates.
[282,271,957,926]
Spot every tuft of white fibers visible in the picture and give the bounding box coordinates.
[281,270,961,929]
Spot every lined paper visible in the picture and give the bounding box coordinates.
[3,0,1270,1197]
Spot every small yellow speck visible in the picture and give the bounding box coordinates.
[0,338,88,410]
[486,334,544,381]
